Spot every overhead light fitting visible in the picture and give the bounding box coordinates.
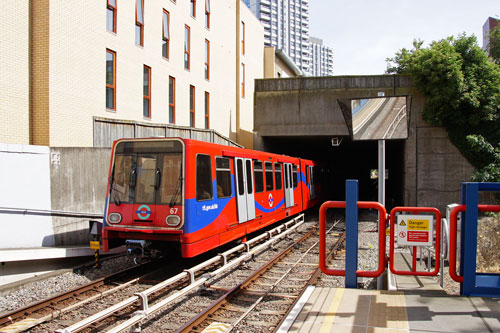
[331,137,342,146]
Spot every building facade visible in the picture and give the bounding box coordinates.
[248,0,311,75]
[1,0,263,148]
[309,36,333,76]
[0,1,30,145]
[483,16,499,54]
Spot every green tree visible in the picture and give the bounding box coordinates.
[387,34,500,183]
[489,25,500,64]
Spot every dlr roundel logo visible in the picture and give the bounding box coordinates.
[136,205,152,220]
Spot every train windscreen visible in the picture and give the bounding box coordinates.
[110,140,183,206]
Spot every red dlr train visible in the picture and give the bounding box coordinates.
[102,138,322,257]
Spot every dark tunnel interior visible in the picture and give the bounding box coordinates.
[261,136,405,210]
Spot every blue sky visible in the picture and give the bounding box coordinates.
[309,0,500,75]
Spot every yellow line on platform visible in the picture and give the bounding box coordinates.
[319,288,344,332]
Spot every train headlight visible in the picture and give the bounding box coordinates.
[166,215,181,227]
[108,213,122,224]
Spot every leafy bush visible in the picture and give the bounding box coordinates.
[387,34,500,183]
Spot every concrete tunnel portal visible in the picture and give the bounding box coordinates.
[253,75,417,210]
[259,136,406,209]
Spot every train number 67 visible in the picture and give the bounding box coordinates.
[170,208,178,214]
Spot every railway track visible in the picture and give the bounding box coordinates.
[175,221,345,332]
[9,214,307,332]
[0,259,168,333]
[0,213,348,332]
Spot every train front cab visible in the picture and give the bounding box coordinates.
[102,138,186,252]
[181,141,304,257]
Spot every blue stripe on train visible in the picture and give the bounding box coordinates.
[184,176,235,234]
[255,198,284,213]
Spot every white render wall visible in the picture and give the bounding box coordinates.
[0,1,30,144]
[45,0,264,147]
[240,6,264,138]
[0,144,55,248]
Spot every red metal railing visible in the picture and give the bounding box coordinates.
[319,201,386,277]
[389,207,441,276]
[449,204,500,283]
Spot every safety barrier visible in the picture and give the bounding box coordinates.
[319,200,386,278]
[449,204,500,283]
[389,207,441,276]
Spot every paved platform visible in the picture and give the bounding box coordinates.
[280,286,500,332]
[279,252,500,332]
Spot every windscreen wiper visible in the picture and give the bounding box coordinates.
[169,175,183,207]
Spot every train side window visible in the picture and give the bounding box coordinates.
[305,166,309,186]
[265,162,274,191]
[215,157,232,198]
[196,154,213,201]
[254,160,263,193]
[292,165,298,188]
[274,163,282,190]
[310,166,314,184]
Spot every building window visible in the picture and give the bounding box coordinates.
[204,92,209,129]
[216,157,231,198]
[169,76,175,123]
[162,10,170,59]
[241,21,245,55]
[241,63,245,98]
[143,65,151,118]
[106,0,117,33]
[205,0,210,29]
[189,85,195,127]
[190,0,196,18]
[204,39,210,80]
[106,49,116,110]
[184,25,190,70]
[196,154,213,201]
[135,0,144,46]
[254,161,264,193]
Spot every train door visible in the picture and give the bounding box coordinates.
[235,157,256,223]
[283,163,294,208]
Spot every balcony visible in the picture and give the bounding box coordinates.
[261,13,271,21]
[260,5,271,14]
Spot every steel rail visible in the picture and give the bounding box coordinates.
[176,217,336,333]
[175,228,315,332]
[0,260,161,331]
[274,226,346,332]
[57,214,305,333]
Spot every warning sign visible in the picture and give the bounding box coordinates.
[397,214,433,246]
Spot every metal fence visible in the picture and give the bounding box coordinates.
[93,117,242,148]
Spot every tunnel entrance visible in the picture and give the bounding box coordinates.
[261,136,405,211]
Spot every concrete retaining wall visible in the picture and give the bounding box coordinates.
[254,75,475,212]
[50,147,111,245]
